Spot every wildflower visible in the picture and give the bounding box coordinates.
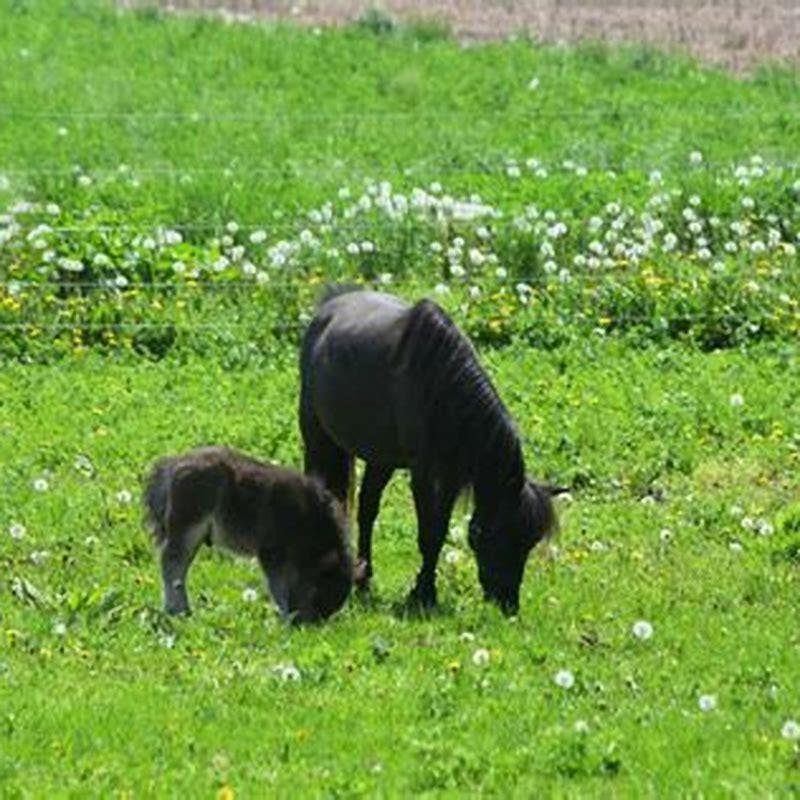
[242,587,259,603]
[660,527,673,544]
[57,126,68,137]
[429,241,443,254]
[256,271,269,285]
[459,631,476,643]
[740,517,756,531]
[590,540,606,553]
[346,242,360,256]
[116,489,133,504]
[495,267,507,280]
[468,285,481,300]
[434,283,449,295]
[689,151,704,166]
[250,229,267,244]
[468,248,485,267]
[632,620,654,641]
[450,264,465,279]
[741,196,755,210]
[698,694,717,712]
[241,261,257,277]
[506,164,521,179]
[378,272,393,285]
[528,76,540,91]
[729,393,744,407]
[172,261,186,274]
[554,669,575,689]
[281,664,301,682]
[781,720,800,741]
[58,257,84,273]
[53,621,67,637]
[33,477,49,492]
[574,719,590,734]
[444,548,461,565]
[160,634,176,649]
[729,541,743,554]
[30,550,49,565]
[649,170,663,185]
[756,519,774,537]
[77,175,92,188]
[472,648,490,667]
[9,522,26,540]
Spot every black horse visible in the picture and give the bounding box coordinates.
[299,288,565,614]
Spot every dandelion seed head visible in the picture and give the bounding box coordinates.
[472,648,490,667]
[632,620,654,641]
[698,694,717,712]
[33,477,49,492]
[9,522,26,540]
[781,720,800,741]
[554,669,575,689]
[242,587,259,603]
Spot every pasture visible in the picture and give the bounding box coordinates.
[1,1,799,795]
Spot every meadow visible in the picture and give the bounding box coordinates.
[1,1,799,796]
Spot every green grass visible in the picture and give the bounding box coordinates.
[1,344,799,796]
[1,1,800,795]
[2,0,800,224]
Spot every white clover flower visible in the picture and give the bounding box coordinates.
[558,268,571,283]
[74,454,94,476]
[77,174,92,188]
[750,240,766,254]
[476,226,491,240]
[162,229,182,246]
[468,285,481,300]
[33,477,49,492]
[450,264,466,279]
[468,248,485,267]
[213,256,230,273]
[554,669,575,689]
[30,550,49,565]
[740,516,756,532]
[172,260,186,274]
[575,166,588,178]
[256,270,269,285]
[452,236,465,249]
[689,151,703,166]
[242,587,259,603]
[226,221,239,234]
[741,197,755,210]
[346,242,360,256]
[698,694,717,712]
[220,235,233,248]
[782,720,800,741]
[724,241,738,253]
[280,664,301,682]
[660,528,673,544]
[528,76,540,91]
[729,393,744,408]
[429,182,442,194]
[241,261,257,277]
[160,634,176,649]
[756,519,774,537]
[249,229,267,244]
[116,489,132,504]
[697,248,712,261]
[46,203,60,216]
[58,257,84,273]
[57,126,68,137]
[574,719,590,734]
[506,164,521,179]
[429,241,443,254]
[434,283,449,296]
[9,522,26,540]
[472,647,490,666]
[648,170,663,185]
[632,620,654,641]
[53,621,67,636]
[495,267,507,280]
[590,540,606,553]
[444,548,461,565]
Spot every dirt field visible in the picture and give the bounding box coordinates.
[124,1,800,71]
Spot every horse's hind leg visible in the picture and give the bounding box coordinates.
[300,407,352,512]
[354,463,394,590]
[160,520,208,615]
[407,471,459,610]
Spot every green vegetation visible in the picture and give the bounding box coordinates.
[0,0,798,796]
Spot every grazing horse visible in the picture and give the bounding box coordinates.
[144,446,352,624]
[299,289,564,614]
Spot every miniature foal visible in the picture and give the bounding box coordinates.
[144,446,352,623]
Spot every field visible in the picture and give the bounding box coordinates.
[1,0,800,796]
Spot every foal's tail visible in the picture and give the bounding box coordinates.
[143,457,175,546]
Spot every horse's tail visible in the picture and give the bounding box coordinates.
[143,457,175,546]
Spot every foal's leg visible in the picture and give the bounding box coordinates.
[407,472,458,609]
[160,521,208,616]
[354,463,394,590]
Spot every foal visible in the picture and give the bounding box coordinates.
[144,446,352,623]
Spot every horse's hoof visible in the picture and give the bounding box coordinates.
[405,586,437,613]
[353,558,372,590]
[164,604,191,617]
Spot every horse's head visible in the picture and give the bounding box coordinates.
[267,547,352,625]
[468,479,567,614]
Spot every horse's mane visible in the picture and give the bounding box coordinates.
[396,299,525,507]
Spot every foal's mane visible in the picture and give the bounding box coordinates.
[397,299,525,504]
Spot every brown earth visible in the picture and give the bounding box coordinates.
[121,1,800,72]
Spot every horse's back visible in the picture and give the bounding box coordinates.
[301,291,416,465]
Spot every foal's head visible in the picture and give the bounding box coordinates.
[468,479,567,614]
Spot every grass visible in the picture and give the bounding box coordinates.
[1,0,799,795]
[1,344,799,796]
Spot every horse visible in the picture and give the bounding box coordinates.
[299,288,565,615]
[143,446,352,624]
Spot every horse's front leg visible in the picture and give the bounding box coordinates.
[354,463,394,590]
[407,471,458,609]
